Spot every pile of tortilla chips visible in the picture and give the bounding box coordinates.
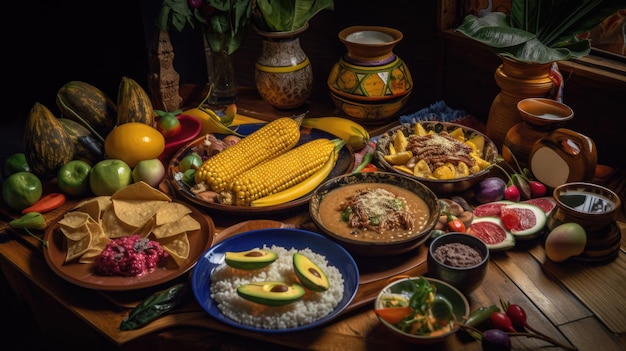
[57,182,201,268]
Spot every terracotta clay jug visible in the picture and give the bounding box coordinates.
[486,58,554,149]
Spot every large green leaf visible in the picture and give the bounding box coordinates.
[456,12,535,48]
[255,0,334,32]
[456,0,624,63]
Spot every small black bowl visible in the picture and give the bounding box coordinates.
[427,233,489,296]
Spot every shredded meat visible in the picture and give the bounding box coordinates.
[339,188,415,233]
[406,132,476,171]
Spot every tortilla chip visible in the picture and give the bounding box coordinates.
[73,196,112,213]
[58,211,91,229]
[65,233,92,262]
[112,199,167,228]
[155,202,192,226]
[111,181,171,202]
[159,232,190,267]
[133,217,156,238]
[153,214,201,239]
[101,206,139,238]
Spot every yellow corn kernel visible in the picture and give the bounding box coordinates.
[194,117,300,192]
[222,138,336,206]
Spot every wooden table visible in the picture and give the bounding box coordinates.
[2,92,625,350]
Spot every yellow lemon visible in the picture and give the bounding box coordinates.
[104,122,165,168]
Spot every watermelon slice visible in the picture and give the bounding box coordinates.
[466,216,515,251]
[500,203,547,240]
[473,200,515,218]
[523,196,556,216]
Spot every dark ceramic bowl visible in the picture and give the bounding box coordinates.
[548,182,621,233]
[374,276,469,344]
[427,232,489,296]
[309,171,439,257]
[375,121,498,195]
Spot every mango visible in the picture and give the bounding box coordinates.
[544,222,587,262]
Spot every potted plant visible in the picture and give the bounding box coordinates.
[454,0,624,147]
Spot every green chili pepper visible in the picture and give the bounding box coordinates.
[464,304,500,328]
[9,212,47,230]
[120,283,188,330]
[352,151,374,173]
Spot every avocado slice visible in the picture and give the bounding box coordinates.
[293,253,330,292]
[237,281,305,306]
[224,249,278,270]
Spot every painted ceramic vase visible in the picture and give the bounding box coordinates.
[254,23,313,109]
[327,26,412,124]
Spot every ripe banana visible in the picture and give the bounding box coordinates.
[250,140,344,207]
[301,117,369,150]
[183,106,243,137]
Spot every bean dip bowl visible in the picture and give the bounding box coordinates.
[427,232,489,296]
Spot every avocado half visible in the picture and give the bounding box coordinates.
[293,253,330,292]
[224,249,278,270]
[237,281,305,306]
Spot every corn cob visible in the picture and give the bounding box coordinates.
[194,117,301,192]
[219,138,337,206]
[250,140,344,207]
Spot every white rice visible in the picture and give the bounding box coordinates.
[210,245,345,329]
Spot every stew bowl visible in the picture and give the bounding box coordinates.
[309,171,440,257]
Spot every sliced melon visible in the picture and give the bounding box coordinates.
[466,216,515,251]
[500,203,547,240]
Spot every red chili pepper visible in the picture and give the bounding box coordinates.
[374,306,414,324]
[445,211,466,232]
[22,193,66,214]
[360,163,378,173]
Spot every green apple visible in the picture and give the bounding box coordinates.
[2,171,42,210]
[3,152,31,178]
[57,160,92,197]
[132,158,165,188]
[178,152,203,173]
[90,159,132,196]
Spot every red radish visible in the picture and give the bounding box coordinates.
[529,180,547,198]
[504,184,520,202]
[489,311,516,332]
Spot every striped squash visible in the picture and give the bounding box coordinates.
[116,76,155,127]
[24,103,75,180]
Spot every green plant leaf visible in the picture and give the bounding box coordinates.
[255,0,334,32]
[456,0,625,63]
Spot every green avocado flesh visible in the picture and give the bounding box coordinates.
[224,249,278,270]
[293,253,329,292]
[237,282,306,306]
